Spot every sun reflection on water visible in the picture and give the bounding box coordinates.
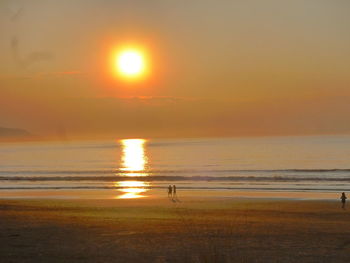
[115,181,150,199]
[116,139,149,199]
[121,139,147,174]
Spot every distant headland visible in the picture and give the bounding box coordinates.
[0,126,32,141]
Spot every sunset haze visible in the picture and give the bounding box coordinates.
[1,0,350,140]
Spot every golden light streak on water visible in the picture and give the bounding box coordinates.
[121,139,147,173]
[116,139,150,198]
[115,181,150,199]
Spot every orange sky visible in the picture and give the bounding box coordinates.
[0,0,350,140]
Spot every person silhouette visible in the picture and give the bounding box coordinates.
[168,185,172,198]
[173,185,177,198]
[341,192,347,209]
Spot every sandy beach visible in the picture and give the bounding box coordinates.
[1,191,349,263]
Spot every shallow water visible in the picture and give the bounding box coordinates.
[0,136,350,198]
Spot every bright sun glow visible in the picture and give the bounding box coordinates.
[116,49,146,79]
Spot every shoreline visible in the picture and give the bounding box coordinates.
[0,188,344,201]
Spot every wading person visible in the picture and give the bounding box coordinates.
[168,185,172,198]
[341,192,347,209]
[173,185,177,198]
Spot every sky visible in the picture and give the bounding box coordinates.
[1,0,350,140]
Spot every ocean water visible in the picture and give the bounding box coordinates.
[0,136,350,198]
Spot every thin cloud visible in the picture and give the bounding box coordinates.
[11,36,54,68]
[35,71,83,78]
[0,71,83,81]
[113,95,198,102]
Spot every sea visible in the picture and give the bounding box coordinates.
[0,136,349,199]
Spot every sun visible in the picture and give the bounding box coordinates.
[115,49,146,79]
[110,44,150,82]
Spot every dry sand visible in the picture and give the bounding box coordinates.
[0,191,350,262]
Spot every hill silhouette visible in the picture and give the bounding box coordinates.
[0,126,31,139]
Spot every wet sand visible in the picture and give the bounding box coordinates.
[0,192,350,262]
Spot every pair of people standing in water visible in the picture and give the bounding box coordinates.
[168,185,177,198]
